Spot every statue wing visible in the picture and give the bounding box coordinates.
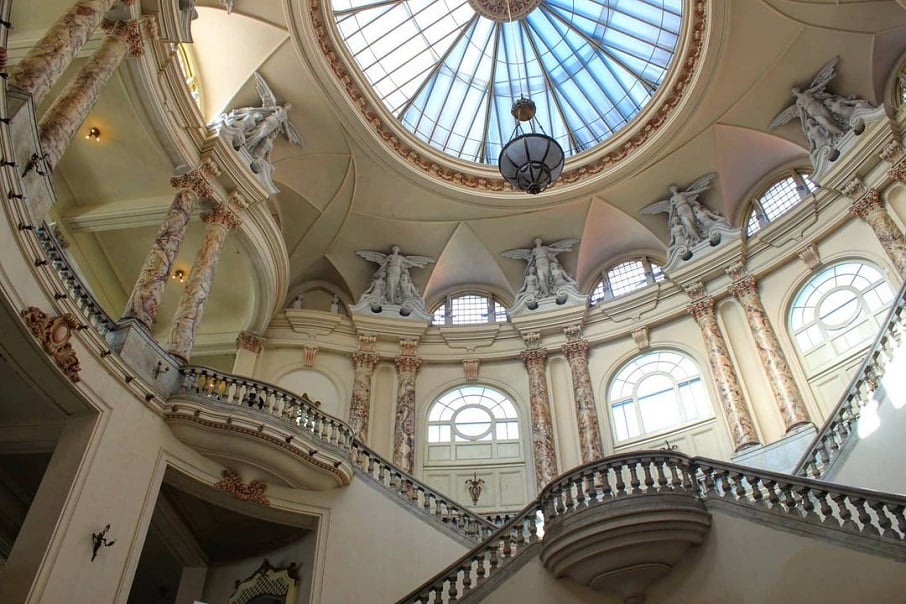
[640,199,672,216]
[283,120,304,148]
[546,239,581,255]
[769,104,799,129]
[254,72,278,107]
[684,173,717,197]
[401,255,436,269]
[807,56,839,92]
[501,248,533,261]
[355,250,388,266]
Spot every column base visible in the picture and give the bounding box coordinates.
[107,318,181,395]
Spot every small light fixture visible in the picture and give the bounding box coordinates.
[171,269,186,283]
[498,98,564,195]
[85,127,101,142]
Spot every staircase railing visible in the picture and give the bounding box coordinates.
[175,366,495,541]
[795,280,906,479]
[398,451,906,603]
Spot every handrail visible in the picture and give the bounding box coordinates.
[399,451,906,603]
[794,279,906,478]
[34,223,118,335]
[175,365,495,541]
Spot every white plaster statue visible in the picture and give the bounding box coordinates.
[502,238,583,312]
[641,173,729,250]
[330,294,340,314]
[289,293,304,309]
[354,246,435,319]
[770,56,879,160]
[218,73,303,178]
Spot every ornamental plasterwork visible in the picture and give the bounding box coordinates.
[307,0,709,192]
[468,0,542,22]
[214,469,270,505]
[20,307,81,383]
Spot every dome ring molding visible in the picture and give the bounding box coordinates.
[302,0,710,197]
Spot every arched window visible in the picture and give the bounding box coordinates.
[590,257,665,305]
[423,385,528,510]
[608,350,714,443]
[745,170,818,236]
[431,293,507,325]
[789,261,894,373]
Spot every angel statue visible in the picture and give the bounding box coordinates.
[770,56,878,159]
[218,72,303,174]
[354,246,435,318]
[502,238,582,310]
[641,174,729,255]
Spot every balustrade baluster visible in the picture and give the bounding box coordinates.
[733,472,748,499]
[641,459,655,491]
[831,493,857,530]
[629,462,642,494]
[460,564,472,594]
[887,503,906,536]
[615,465,626,496]
[475,552,487,582]
[447,575,458,601]
[851,496,873,533]
[528,512,539,542]
[654,460,669,491]
[869,501,893,535]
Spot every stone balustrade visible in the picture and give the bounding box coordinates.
[795,281,906,479]
[399,452,906,603]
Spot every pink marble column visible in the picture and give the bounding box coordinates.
[38,19,145,172]
[349,351,379,442]
[167,205,240,362]
[520,347,559,490]
[121,169,214,328]
[728,273,811,431]
[561,339,604,463]
[392,354,421,473]
[689,296,760,451]
[850,189,906,278]
[9,0,134,106]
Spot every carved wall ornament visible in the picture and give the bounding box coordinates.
[399,338,419,357]
[563,323,583,342]
[307,0,709,191]
[724,260,747,282]
[214,470,269,506]
[522,331,541,350]
[632,327,650,350]
[303,345,318,367]
[462,359,480,381]
[20,307,81,383]
[352,246,435,321]
[797,243,821,270]
[357,334,377,352]
[770,56,880,165]
[880,140,904,165]
[464,472,486,505]
[683,281,707,301]
[236,331,264,354]
[227,190,250,212]
[841,176,866,200]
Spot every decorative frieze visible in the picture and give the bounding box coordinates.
[214,470,269,505]
[20,307,81,383]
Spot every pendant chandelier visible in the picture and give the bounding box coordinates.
[498,98,564,194]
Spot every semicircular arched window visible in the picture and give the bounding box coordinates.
[608,350,714,443]
[431,293,507,325]
[789,261,894,373]
[745,170,818,236]
[590,257,665,305]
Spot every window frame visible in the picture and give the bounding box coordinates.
[745,169,818,237]
[590,256,666,305]
[431,292,508,326]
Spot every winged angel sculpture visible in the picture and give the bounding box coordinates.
[218,73,303,176]
[770,56,877,161]
[354,246,435,318]
[641,174,729,259]
[502,238,582,311]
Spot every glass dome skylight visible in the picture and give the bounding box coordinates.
[330,0,683,165]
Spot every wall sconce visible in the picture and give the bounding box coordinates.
[171,269,186,283]
[85,127,101,142]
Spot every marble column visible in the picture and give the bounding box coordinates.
[121,168,214,328]
[688,296,760,451]
[167,205,240,362]
[233,332,264,377]
[392,354,421,474]
[561,338,604,463]
[849,188,906,278]
[9,0,134,106]
[728,271,811,431]
[520,347,559,490]
[38,19,145,172]
[349,349,379,442]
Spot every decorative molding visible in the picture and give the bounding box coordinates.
[235,331,264,354]
[399,338,419,357]
[307,0,709,191]
[797,243,821,270]
[841,176,866,200]
[522,331,541,350]
[357,334,377,352]
[20,307,81,383]
[724,260,747,282]
[468,0,541,22]
[303,345,318,367]
[214,470,269,505]
[632,327,650,350]
[563,323,583,342]
[683,281,707,301]
[463,359,480,381]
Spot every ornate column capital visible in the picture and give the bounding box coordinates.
[235,331,265,353]
[521,331,542,350]
[171,167,215,200]
[881,141,906,182]
[561,338,590,362]
[849,188,884,219]
[563,323,584,342]
[101,19,145,56]
[688,296,716,320]
[352,350,379,371]
[394,354,421,374]
[728,274,758,300]
[520,347,548,368]
[201,205,241,230]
